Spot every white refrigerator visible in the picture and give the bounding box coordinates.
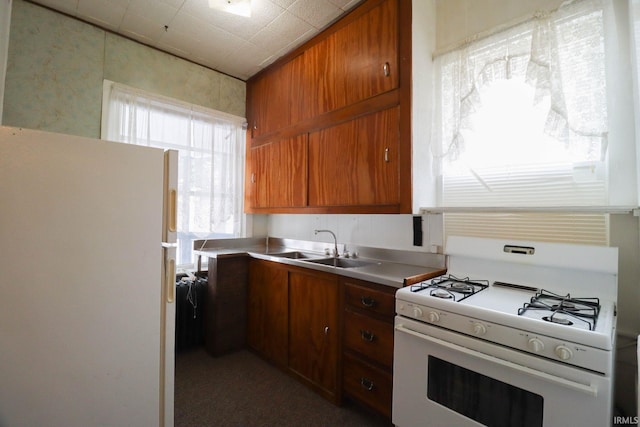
[0,126,177,427]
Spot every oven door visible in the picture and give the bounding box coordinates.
[393,316,612,427]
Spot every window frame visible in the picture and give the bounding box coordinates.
[101,80,247,267]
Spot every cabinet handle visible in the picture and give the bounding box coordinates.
[384,147,390,163]
[324,326,329,335]
[361,296,376,307]
[383,62,390,77]
[360,377,375,391]
[251,173,255,184]
[360,329,375,342]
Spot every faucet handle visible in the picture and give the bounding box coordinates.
[343,246,350,258]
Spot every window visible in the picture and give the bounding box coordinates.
[102,81,246,265]
[432,0,613,245]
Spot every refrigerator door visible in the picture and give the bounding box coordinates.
[161,149,178,427]
[0,127,170,426]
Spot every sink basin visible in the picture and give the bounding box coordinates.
[267,251,322,260]
[302,257,374,269]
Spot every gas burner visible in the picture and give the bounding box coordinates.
[410,275,489,302]
[518,289,600,330]
[450,282,474,294]
[542,314,573,326]
[551,302,579,312]
[431,288,454,299]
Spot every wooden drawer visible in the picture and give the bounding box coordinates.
[343,352,393,419]
[344,280,395,318]
[343,309,393,367]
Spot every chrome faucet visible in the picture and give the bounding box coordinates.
[314,229,338,257]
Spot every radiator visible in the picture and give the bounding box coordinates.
[175,274,207,352]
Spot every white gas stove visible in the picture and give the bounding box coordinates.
[393,236,618,427]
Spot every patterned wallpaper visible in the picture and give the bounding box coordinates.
[3,0,246,139]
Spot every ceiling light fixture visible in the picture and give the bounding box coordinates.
[207,0,252,18]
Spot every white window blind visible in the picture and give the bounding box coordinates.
[102,81,246,265]
[432,0,611,246]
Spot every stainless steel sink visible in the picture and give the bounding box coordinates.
[302,257,374,268]
[267,251,323,260]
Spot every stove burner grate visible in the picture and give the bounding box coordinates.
[410,275,489,302]
[518,289,600,330]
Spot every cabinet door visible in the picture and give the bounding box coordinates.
[245,134,308,209]
[288,270,339,397]
[336,0,398,107]
[249,53,305,138]
[308,107,400,206]
[247,260,288,368]
[303,0,398,118]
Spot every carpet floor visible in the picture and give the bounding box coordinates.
[175,347,392,427]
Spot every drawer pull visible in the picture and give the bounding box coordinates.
[360,329,376,342]
[360,296,376,307]
[360,377,375,391]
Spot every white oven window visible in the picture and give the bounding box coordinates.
[428,355,543,427]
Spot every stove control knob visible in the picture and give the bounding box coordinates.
[413,307,424,318]
[555,345,573,361]
[527,338,545,353]
[427,311,439,323]
[472,322,486,336]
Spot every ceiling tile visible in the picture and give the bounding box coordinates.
[157,28,201,55]
[269,0,296,8]
[327,0,359,10]
[288,0,342,29]
[77,0,127,30]
[264,9,313,43]
[28,0,364,80]
[126,0,180,25]
[120,12,166,43]
[159,0,186,7]
[249,25,295,54]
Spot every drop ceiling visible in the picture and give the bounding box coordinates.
[28,0,363,81]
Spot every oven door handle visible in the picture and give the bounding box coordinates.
[395,324,598,397]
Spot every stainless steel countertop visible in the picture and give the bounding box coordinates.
[193,237,447,288]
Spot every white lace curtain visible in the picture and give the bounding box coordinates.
[102,81,245,264]
[431,0,612,246]
[432,0,608,208]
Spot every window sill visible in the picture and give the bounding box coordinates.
[419,206,639,215]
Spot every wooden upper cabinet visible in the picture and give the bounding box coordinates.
[244,0,410,213]
[245,134,308,209]
[249,53,305,138]
[308,107,400,207]
[303,0,399,119]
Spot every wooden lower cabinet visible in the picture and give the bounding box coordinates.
[341,277,396,419]
[342,352,393,419]
[289,270,339,402]
[246,260,400,414]
[246,259,288,368]
[203,255,249,356]
[246,260,340,403]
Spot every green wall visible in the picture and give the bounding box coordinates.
[3,0,245,139]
